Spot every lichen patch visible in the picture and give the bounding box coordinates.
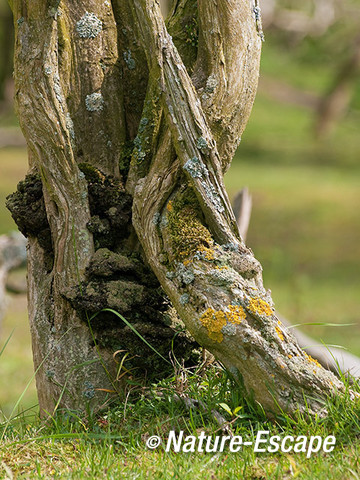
[168,205,213,260]
[248,297,273,317]
[123,49,136,70]
[183,156,207,178]
[85,92,104,112]
[199,305,246,343]
[76,12,102,39]
[275,321,285,341]
[304,352,322,369]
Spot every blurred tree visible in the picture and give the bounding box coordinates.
[0,0,14,111]
[7,0,345,417]
[315,36,360,138]
[261,0,341,40]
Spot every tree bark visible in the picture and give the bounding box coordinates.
[7,0,349,417]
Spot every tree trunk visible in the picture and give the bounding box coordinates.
[7,0,347,417]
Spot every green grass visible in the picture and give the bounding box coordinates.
[0,364,359,479]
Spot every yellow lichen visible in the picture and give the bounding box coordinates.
[215,265,229,271]
[226,305,246,324]
[275,325,284,342]
[197,245,215,261]
[199,305,246,342]
[248,297,273,316]
[199,307,226,342]
[304,352,322,369]
[167,201,173,212]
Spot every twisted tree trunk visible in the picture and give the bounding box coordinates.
[7,0,346,417]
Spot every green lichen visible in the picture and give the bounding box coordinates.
[78,163,106,184]
[119,140,134,181]
[168,202,213,260]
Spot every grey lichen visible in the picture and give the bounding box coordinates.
[160,215,168,228]
[222,243,239,252]
[76,12,102,39]
[253,5,261,20]
[176,263,195,285]
[228,365,240,379]
[181,270,195,285]
[133,135,146,161]
[231,289,245,304]
[196,136,210,154]
[65,113,75,142]
[253,2,265,42]
[123,49,136,70]
[53,74,63,105]
[180,293,190,306]
[201,181,224,213]
[139,117,149,132]
[152,212,161,226]
[17,17,25,26]
[85,92,104,112]
[222,323,237,336]
[183,156,207,178]
[166,271,175,280]
[205,74,218,94]
[44,65,52,76]
[208,268,235,287]
[83,387,95,399]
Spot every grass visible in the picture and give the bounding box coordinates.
[0,363,359,479]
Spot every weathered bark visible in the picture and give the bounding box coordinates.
[7,0,350,417]
[128,0,347,416]
[7,0,197,415]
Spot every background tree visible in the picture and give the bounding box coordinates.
[6,0,347,417]
[0,1,13,112]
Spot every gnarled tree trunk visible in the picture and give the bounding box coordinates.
[7,0,346,417]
